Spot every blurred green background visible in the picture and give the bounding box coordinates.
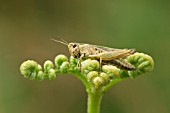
[0,0,169,113]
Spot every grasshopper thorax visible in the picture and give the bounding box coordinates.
[68,43,81,58]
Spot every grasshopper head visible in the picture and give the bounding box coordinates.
[68,43,81,58]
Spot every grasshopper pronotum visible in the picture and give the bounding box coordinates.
[51,38,136,70]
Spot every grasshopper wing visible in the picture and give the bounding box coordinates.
[87,44,117,52]
[89,49,135,60]
[88,44,135,53]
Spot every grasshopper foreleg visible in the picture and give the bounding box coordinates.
[87,54,103,71]
[99,57,102,72]
[77,53,86,69]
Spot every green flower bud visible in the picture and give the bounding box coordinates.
[48,69,56,80]
[38,64,42,71]
[81,59,99,75]
[121,53,154,78]
[55,55,68,68]
[128,71,141,79]
[20,60,42,79]
[119,70,129,78]
[37,71,44,80]
[99,72,110,85]
[29,71,37,80]
[44,60,54,71]
[70,56,78,68]
[86,71,99,82]
[92,77,105,89]
[60,62,70,73]
[126,53,154,71]
[102,65,120,79]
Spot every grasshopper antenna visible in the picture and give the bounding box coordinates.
[57,35,68,45]
[50,38,68,46]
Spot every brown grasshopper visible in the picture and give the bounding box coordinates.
[51,38,136,70]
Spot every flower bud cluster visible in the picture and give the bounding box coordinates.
[80,59,120,89]
[120,53,154,78]
[44,60,56,80]
[20,55,70,80]
[54,55,70,73]
[20,60,44,80]
[79,52,154,89]
[86,71,111,89]
[20,53,154,88]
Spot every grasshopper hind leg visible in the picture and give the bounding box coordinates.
[102,59,136,71]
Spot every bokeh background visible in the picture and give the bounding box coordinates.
[0,0,169,113]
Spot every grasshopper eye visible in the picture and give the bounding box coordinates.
[73,44,77,48]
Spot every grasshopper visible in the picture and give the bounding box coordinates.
[51,38,136,70]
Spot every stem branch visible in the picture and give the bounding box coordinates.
[103,78,122,92]
[68,69,91,90]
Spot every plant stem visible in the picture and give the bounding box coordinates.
[68,69,91,90]
[87,88,104,113]
[102,78,122,92]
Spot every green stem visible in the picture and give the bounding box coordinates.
[87,88,104,113]
[68,69,91,90]
[102,78,122,92]
[55,69,91,90]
